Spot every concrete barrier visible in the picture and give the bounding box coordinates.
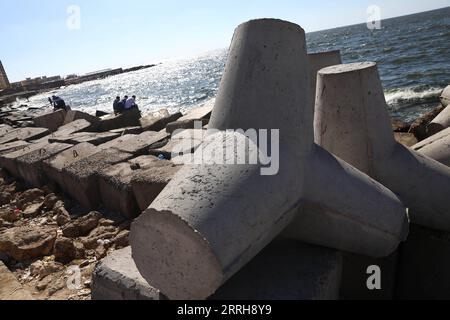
[307,50,342,114]
[0,141,50,177]
[64,110,100,127]
[0,140,30,155]
[140,110,183,132]
[62,150,134,210]
[148,129,202,160]
[16,142,73,187]
[98,156,168,218]
[130,19,408,300]
[33,110,67,132]
[412,127,450,167]
[314,62,450,231]
[100,108,142,131]
[42,143,99,190]
[93,239,343,300]
[0,127,50,145]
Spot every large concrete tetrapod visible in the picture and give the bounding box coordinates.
[315,62,450,230]
[308,50,342,114]
[131,20,407,300]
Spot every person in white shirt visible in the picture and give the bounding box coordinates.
[124,95,137,109]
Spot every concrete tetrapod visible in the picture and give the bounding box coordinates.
[314,62,450,231]
[412,127,450,167]
[307,50,342,114]
[130,19,408,300]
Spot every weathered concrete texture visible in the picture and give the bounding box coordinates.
[307,50,342,113]
[0,262,34,300]
[16,142,73,187]
[428,104,450,136]
[59,132,121,146]
[93,239,342,300]
[33,110,67,132]
[0,127,50,145]
[0,124,14,137]
[394,132,418,147]
[340,251,399,300]
[0,140,30,155]
[315,62,450,232]
[178,100,215,122]
[92,247,166,300]
[396,224,450,300]
[140,109,183,132]
[440,85,450,107]
[148,129,203,160]
[110,126,143,135]
[0,141,50,177]
[55,119,95,136]
[42,143,99,190]
[409,105,445,141]
[131,158,181,212]
[99,108,142,131]
[62,150,134,209]
[166,119,209,135]
[64,110,100,127]
[109,131,169,156]
[98,156,168,218]
[412,127,450,167]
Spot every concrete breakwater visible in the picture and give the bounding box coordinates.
[0,19,450,299]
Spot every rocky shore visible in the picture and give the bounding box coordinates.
[0,81,449,300]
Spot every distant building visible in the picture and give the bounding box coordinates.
[0,60,10,90]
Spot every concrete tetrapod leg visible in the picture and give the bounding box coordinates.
[131,19,408,300]
[428,105,450,136]
[314,62,450,231]
[412,127,450,167]
[307,50,342,114]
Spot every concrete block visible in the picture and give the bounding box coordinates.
[130,158,181,211]
[92,239,342,300]
[42,143,99,190]
[64,132,121,146]
[64,110,100,127]
[16,142,73,187]
[0,127,50,145]
[111,131,169,156]
[0,125,14,137]
[33,110,67,132]
[0,140,30,155]
[396,224,450,300]
[110,126,143,135]
[148,129,203,160]
[62,150,134,209]
[0,262,34,300]
[54,119,95,136]
[178,100,214,122]
[98,156,166,218]
[100,108,142,131]
[166,119,209,135]
[0,141,50,177]
[140,109,182,132]
[340,251,399,300]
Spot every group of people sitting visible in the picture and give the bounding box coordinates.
[113,95,139,115]
[48,95,71,111]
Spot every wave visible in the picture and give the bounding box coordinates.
[385,86,443,106]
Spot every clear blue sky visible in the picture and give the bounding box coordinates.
[1,0,448,82]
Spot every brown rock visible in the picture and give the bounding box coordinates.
[391,118,410,133]
[54,237,78,263]
[62,211,102,238]
[113,230,129,249]
[409,105,445,141]
[395,133,419,148]
[0,225,57,261]
[0,261,34,300]
[95,245,108,260]
[16,188,45,209]
[80,226,118,250]
[0,192,11,205]
[55,205,71,227]
[43,193,59,209]
[22,201,44,218]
